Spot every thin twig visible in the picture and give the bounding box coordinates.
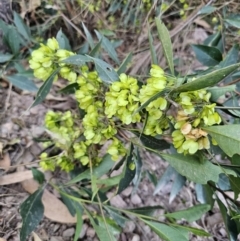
[208,181,240,207]
[4,82,12,111]
[60,13,86,40]
[130,0,215,75]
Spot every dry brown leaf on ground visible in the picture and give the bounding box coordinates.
[22,179,77,223]
[194,18,211,30]
[32,232,43,241]
[0,169,34,185]
[19,0,41,18]
[0,152,11,171]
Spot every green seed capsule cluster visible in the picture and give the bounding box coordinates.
[29,38,76,82]
[30,37,221,171]
[172,90,221,154]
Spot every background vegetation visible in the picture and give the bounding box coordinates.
[1,0,240,241]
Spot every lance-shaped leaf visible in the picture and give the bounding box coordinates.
[129,205,163,216]
[20,187,44,241]
[95,30,120,64]
[174,63,240,93]
[195,184,214,207]
[6,75,38,92]
[217,197,239,241]
[219,44,239,68]
[13,11,31,43]
[203,125,240,157]
[61,55,91,65]
[132,131,170,151]
[148,25,158,65]
[117,52,132,74]
[208,85,236,102]
[88,56,119,83]
[169,173,186,203]
[154,165,176,195]
[224,15,240,29]
[142,220,188,241]
[29,68,60,108]
[0,53,13,63]
[192,45,222,66]
[85,209,117,241]
[89,39,102,57]
[82,22,94,49]
[165,204,211,222]
[56,29,71,50]
[155,18,174,75]
[159,153,222,184]
[118,144,136,194]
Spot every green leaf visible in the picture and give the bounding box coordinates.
[0,53,13,63]
[160,153,222,184]
[95,30,120,64]
[174,63,240,92]
[170,224,210,237]
[224,15,240,29]
[56,29,71,50]
[60,192,77,217]
[117,52,132,75]
[148,25,158,65]
[82,22,94,49]
[155,18,174,75]
[78,42,89,54]
[154,165,176,195]
[59,83,79,94]
[97,174,122,187]
[132,147,142,194]
[129,206,163,216]
[60,187,83,217]
[195,184,214,207]
[86,210,116,241]
[204,32,222,48]
[61,54,91,65]
[99,29,116,36]
[0,19,10,36]
[217,173,231,191]
[6,75,38,92]
[13,11,31,43]
[165,204,211,222]
[229,175,240,200]
[142,220,188,241]
[73,208,83,241]
[198,5,217,14]
[219,44,239,68]
[192,45,222,66]
[89,39,102,57]
[222,95,240,117]
[7,26,20,55]
[96,216,121,235]
[203,125,240,157]
[88,56,119,83]
[217,197,239,241]
[169,173,186,203]
[20,187,44,241]
[67,154,115,184]
[118,144,136,194]
[132,131,170,151]
[31,168,45,184]
[30,68,60,108]
[208,85,236,102]
[104,207,127,228]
